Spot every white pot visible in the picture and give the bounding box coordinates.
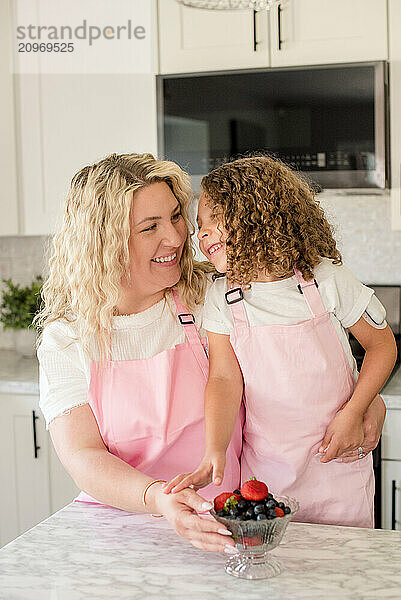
[14,329,37,358]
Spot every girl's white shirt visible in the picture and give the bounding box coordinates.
[203,258,386,382]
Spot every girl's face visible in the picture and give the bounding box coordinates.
[197,193,227,273]
[126,182,188,306]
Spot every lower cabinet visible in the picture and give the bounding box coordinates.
[381,407,401,530]
[382,460,401,530]
[0,393,79,548]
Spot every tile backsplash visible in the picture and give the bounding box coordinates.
[0,192,400,350]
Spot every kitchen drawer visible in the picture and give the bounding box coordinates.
[381,409,401,460]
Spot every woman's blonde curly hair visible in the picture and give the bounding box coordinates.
[33,152,213,365]
[201,155,342,286]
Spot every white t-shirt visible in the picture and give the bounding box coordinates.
[203,259,386,380]
[38,293,205,429]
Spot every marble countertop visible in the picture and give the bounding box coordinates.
[1,502,401,600]
[0,349,39,394]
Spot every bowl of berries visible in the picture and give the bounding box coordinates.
[211,478,299,580]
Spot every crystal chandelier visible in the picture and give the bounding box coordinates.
[175,0,278,10]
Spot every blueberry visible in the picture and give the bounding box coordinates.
[254,504,266,515]
[216,510,225,517]
[250,501,258,507]
[233,489,241,495]
[277,502,285,509]
[265,499,276,510]
[241,512,251,520]
[267,508,277,519]
[229,508,239,517]
[256,513,267,520]
[238,514,247,521]
[237,501,247,512]
[245,508,254,519]
[284,506,291,515]
[267,493,274,500]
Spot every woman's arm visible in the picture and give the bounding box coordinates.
[50,404,236,553]
[320,318,396,462]
[163,331,243,493]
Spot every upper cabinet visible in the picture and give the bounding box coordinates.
[0,0,19,235]
[269,0,388,67]
[158,0,270,74]
[389,0,401,230]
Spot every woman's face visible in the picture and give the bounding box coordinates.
[197,192,227,273]
[127,182,188,303]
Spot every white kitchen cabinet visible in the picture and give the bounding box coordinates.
[389,0,401,230]
[7,0,159,236]
[381,409,401,530]
[269,0,388,67]
[0,393,79,548]
[158,0,270,74]
[0,0,19,235]
[0,393,50,547]
[16,73,159,235]
[382,460,401,531]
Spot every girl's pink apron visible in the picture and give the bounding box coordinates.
[227,268,374,527]
[75,289,243,505]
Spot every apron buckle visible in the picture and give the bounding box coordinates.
[178,313,195,325]
[225,287,244,305]
[297,279,319,294]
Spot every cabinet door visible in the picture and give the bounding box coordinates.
[0,394,50,548]
[270,0,388,67]
[389,0,401,230]
[16,73,158,235]
[381,409,401,460]
[158,0,270,74]
[382,461,401,530]
[0,0,19,235]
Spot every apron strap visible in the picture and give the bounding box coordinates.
[225,285,249,328]
[171,288,209,379]
[293,268,326,317]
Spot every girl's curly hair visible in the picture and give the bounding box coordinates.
[201,155,342,286]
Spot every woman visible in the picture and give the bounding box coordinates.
[35,153,385,553]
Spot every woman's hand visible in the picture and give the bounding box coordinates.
[319,406,365,463]
[153,486,236,554]
[162,452,226,494]
[338,394,386,463]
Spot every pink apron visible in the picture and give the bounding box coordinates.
[75,289,243,505]
[227,268,374,527]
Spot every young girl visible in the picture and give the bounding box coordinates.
[164,156,397,527]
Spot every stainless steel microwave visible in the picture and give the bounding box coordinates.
[157,61,389,190]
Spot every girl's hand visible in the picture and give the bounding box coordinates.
[154,487,236,554]
[162,452,226,494]
[338,394,386,462]
[319,407,365,463]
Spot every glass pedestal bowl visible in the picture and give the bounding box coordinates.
[211,495,299,580]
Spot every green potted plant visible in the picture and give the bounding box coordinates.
[0,275,43,357]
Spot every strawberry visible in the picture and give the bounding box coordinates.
[275,507,285,518]
[240,477,268,502]
[213,492,241,512]
[243,535,263,547]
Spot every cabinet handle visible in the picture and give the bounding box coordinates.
[252,10,257,51]
[32,410,41,459]
[277,3,283,50]
[391,480,397,530]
